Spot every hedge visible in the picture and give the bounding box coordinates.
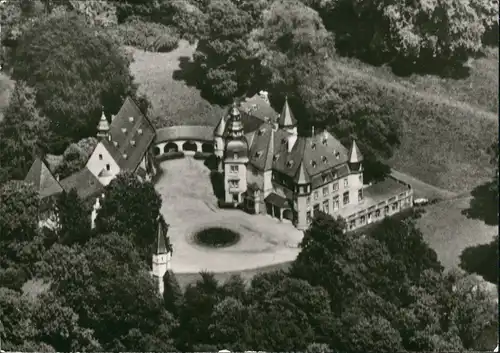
[193,151,212,160]
[156,151,185,162]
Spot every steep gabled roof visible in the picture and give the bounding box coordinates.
[107,97,156,171]
[25,157,64,198]
[59,167,104,200]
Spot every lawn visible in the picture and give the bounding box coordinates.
[128,41,226,128]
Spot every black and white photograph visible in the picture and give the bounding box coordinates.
[0,0,498,352]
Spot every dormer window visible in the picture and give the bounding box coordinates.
[322,174,328,183]
[113,141,118,147]
[335,151,340,159]
[254,151,263,158]
[138,129,143,135]
[273,154,280,162]
[129,117,134,123]
[322,138,328,145]
[123,153,128,159]
[311,143,316,150]
[286,160,294,168]
[321,156,327,163]
[311,161,317,168]
[257,128,265,136]
[281,138,287,145]
[131,140,136,146]
[121,128,127,133]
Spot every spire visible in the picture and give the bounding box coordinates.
[279,96,297,128]
[156,216,171,255]
[226,101,244,139]
[295,160,310,184]
[348,139,363,164]
[97,108,110,138]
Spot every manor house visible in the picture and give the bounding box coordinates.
[214,94,413,231]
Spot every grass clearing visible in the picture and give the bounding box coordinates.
[129,41,226,127]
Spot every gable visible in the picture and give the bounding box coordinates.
[86,141,121,179]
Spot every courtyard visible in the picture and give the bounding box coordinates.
[154,157,304,274]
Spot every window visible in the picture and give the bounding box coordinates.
[306,196,310,206]
[230,165,238,173]
[384,206,389,214]
[332,182,339,191]
[360,215,366,224]
[313,204,320,215]
[232,193,239,202]
[392,202,398,211]
[314,191,319,200]
[322,174,327,183]
[333,196,339,210]
[349,220,355,229]
[344,178,348,187]
[307,211,312,223]
[106,164,110,171]
[367,213,372,222]
[323,186,329,197]
[229,180,239,188]
[343,192,349,205]
[99,154,103,160]
[323,200,329,214]
[358,189,363,202]
[375,209,381,217]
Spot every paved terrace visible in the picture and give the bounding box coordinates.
[155,157,303,274]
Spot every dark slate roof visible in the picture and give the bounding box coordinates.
[59,167,104,200]
[155,125,214,143]
[363,177,410,204]
[107,96,156,171]
[24,157,64,198]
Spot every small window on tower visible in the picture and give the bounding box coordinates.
[233,153,238,159]
[230,165,238,173]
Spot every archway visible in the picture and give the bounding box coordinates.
[202,142,214,153]
[182,141,197,152]
[164,143,178,153]
[153,146,161,156]
[283,209,293,221]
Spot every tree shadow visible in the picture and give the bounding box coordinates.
[203,154,217,171]
[172,56,232,106]
[461,181,498,226]
[209,170,225,200]
[459,235,498,284]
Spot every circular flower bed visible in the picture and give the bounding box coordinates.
[194,227,241,248]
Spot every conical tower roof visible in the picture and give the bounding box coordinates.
[294,160,310,184]
[226,102,244,136]
[348,139,363,163]
[279,96,297,128]
[214,114,227,137]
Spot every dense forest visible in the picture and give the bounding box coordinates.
[0,0,498,352]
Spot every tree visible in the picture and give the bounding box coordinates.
[208,297,250,350]
[10,13,147,153]
[191,0,265,103]
[54,189,91,246]
[163,270,183,317]
[94,172,162,260]
[0,82,50,181]
[54,137,98,179]
[0,181,40,268]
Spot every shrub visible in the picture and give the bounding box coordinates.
[193,151,212,160]
[156,151,184,162]
[110,18,179,52]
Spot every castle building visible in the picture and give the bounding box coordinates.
[214,96,413,231]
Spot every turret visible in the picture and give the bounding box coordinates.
[152,216,171,295]
[223,102,249,205]
[294,161,311,229]
[279,96,298,135]
[97,109,110,139]
[348,139,363,172]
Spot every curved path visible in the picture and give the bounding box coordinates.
[154,157,303,273]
